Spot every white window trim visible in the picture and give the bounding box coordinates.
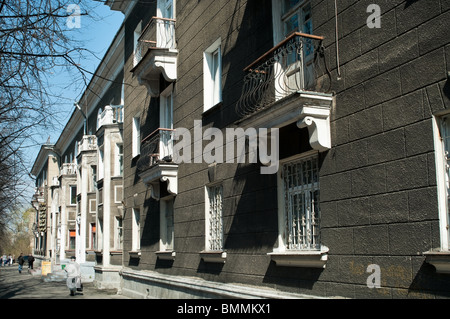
[114,185,123,204]
[203,38,222,112]
[114,216,123,250]
[160,85,174,159]
[268,151,328,268]
[89,199,97,213]
[131,208,141,252]
[69,185,77,206]
[132,116,141,158]
[432,115,450,251]
[159,197,175,252]
[114,143,124,177]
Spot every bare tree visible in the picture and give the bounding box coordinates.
[0,0,111,232]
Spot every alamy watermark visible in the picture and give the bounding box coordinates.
[66,4,81,29]
[172,121,279,175]
[366,4,381,28]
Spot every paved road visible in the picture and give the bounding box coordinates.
[0,264,129,299]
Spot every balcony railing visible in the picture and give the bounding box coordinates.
[98,105,123,129]
[236,32,330,118]
[77,135,97,155]
[60,163,77,176]
[137,128,175,172]
[134,17,176,66]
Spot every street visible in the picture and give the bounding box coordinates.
[0,264,129,299]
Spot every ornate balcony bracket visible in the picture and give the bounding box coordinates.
[296,104,331,152]
[132,49,178,97]
[139,163,178,200]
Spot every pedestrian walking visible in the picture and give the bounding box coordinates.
[27,254,34,270]
[17,253,24,274]
[64,256,82,296]
[8,254,12,266]
[1,254,6,267]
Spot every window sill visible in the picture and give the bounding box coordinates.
[110,251,123,256]
[424,250,450,274]
[200,251,227,264]
[268,246,329,268]
[156,250,176,261]
[128,251,141,258]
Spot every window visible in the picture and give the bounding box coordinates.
[205,185,224,251]
[133,22,142,67]
[90,165,97,192]
[98,148,104,180]
[70,185,77,205]
[279,154,320,251]
[115,143,124,176]
[203,38,222,112]
[91,223,96,250]
[160,198,174,251]
[272,0,314,96]
[132,208,141,252]
[69,230,76,250]
[160,86,174,160]
[115,216,123,250]
[132,116,141,158]
[433,115,450,250]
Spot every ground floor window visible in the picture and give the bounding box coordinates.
[206,185,224,251]
[280,153,320,250]
[434,115,450,250]
[160,198,174,251]
[69,230,76,250]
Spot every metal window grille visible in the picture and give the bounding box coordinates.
[282,155,320,250]
[207,185,224,251]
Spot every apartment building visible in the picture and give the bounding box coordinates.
[31,0,450,298]
[30,25,125,283]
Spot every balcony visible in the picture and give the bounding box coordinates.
[236,32,334,152]
[131,17,177,97]
[137,128,178,200]
[60,163,77,176]
[77,135,97,155]
[98,105,123,129]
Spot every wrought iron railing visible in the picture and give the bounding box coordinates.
[134,17,176,66]
[136,128,175,172]
[236,32,331,118]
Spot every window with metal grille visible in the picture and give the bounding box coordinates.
[281,155,320,250]
[206,185,223,251]
[437,115,450,249]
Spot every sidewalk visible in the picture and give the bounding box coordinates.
[0,264,129,299]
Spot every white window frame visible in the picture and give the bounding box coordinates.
[114,185,123,204]
[205,184,224,252]
[203,38,222,112]
[276,152,321,252]
[98,147,104,181]
[114,216,123,250]
[69,185,77,206]
[132,116,141,158]
[132,208,141,252]
[133,22,142,67]
[114,143,124,177]
[433,114,450,251]
[160,197,174,252]
[160,85,174,159]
